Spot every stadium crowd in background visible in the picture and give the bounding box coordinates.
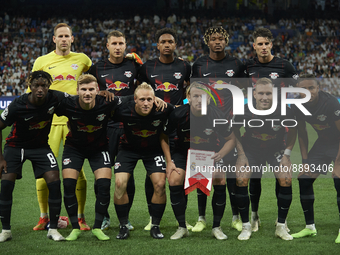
[0,10,340,97]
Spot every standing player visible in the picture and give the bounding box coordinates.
[31,23,92,231]
[0,71,66,242]
[244,27,298,232]
[191,26,246,232]
[164,82,236,240]
[88,30,142,231]
[138,28,191,230]
[290,74,340,243]
[234,78,296,241]
[138,27,191,105]
[55,74,124,241]
[113,83,174,239]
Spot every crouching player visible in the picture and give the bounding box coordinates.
[0,71,66,242]
[164,82,236,240]
[234,78,297,241]
[55,74,124,241]
[113,83,175,239]
[291,74,340,243]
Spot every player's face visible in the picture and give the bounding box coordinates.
[253,83,273,110]
[253,37,273,58]
[53,27,74,53]
[297,79,319,104]
[134,89,155,116]
[107,36,126,59]
[77,81,99,108]
[157,34,176,56]
[208,33,226,53]
[188,87,210,115]
[29,78,50,103]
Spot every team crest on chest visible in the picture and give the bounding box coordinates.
[124,71,132,78]
[203,128,213,135]
[226,70,235,77]
[269,72,279,79]
[152,120,161,126]
[272,125,281,131]
[47,106,55,115]
[71,64,78,70]
[335,110,340,116]
[174,72,182,79]
[96,114,106,121]
[317,114,327,121]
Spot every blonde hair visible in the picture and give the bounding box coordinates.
[186,81,211,97]
[134,82,154,97]
[77,74,98,88]
[54,23,72,35]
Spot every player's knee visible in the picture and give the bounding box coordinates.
[153,180,166,196]
[43,170,60,184]
[212,177,225,186]
[63,178,77,196]
[298,177,315,193]
[115,178,127,193]
[96,178,111,197]
[278,178,292,187]
[236,178,249,187]
[168,175,183,186]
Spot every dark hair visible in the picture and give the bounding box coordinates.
[155,28,177,43]
[26,71,53,86]
[297,73,319,86]
[203,26,229,45]
[253,28,273,41]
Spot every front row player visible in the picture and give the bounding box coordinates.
[55,74,126,241]
[164,82,236,240]
[113,83,175,239]
[291,74,340,243]
[0,71,66,242]
[234,78,297,241]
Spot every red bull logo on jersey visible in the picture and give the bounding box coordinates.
[203,129,213,135]
[77,124,102,133]
[312,123,330,131]
[96,114,106,121]
[174,72,182,79]
[106,81,130,91]
[317,114,327,121]
[272,125,281,131]
[226,70,235,77]
[114,162,121,169]
[152,120,161,127]
[124,71,132,78]
[47,106,55,115]
[189,136,210,144]
[269,72,279,79]
[210,80,229,90]
[251,132,277,141]
[53,74,76,81]
[29,120,50,130]
[132,129,157,138]
[155,82,178,92]
[71,64,79,70]
[63,158,71,165]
